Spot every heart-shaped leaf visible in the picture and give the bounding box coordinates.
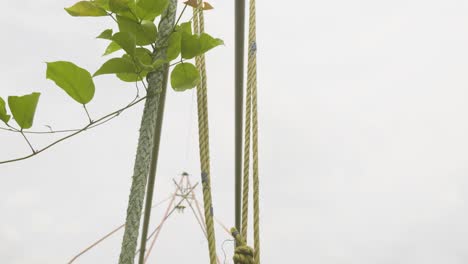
[8,93,40,129]
[117,16,157,46]
[115,48,153,81]
[112,32,136,56]
[109,0,132,13]
[93,0,110,10]
[167,31,181,61]
[176,22,192,35]
[136,0,168,20]
[199,33,224,54]
[65,1,108,17]
[181,32,201,59]
[0,97,11,124]
[46,61,95,104]
[170,63,200,91]
[117,72,147,82]
[94,57,136,76]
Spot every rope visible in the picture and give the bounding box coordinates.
[241,27,252,240]
[231,228,255,264]
[249,0,260,261]
[192,1,218,263]
[241,0,261,262]
[118,2,177,264]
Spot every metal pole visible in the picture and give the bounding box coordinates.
[235,0,246,234]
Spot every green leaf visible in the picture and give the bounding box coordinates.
[109,0,132,13]
[103,41,122,55]
[65,1,108,17]
[199,33,224,54]
[112,32,136,56]
[167,31,181,61]
[94,57,136,76]
[176,22,192,35]
[93,0,110,10]
[134,48,153,65]
[0,97,11,124]
[181,32,201,59]
[170,63,200,91]
[139,21,158,44]
[116,57,145,82]
[117,72,147,82]
[46,61,95,104]
[136,0,168,20]
[8,93,40,129]
[117,16,157,45]
[132,48,153,70]
[97,29,113,39]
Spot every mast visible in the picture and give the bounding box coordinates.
[235,0,246,233]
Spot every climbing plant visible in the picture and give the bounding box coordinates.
[1,1,223,263]
[0,0,222,164]
[1,0,263,263]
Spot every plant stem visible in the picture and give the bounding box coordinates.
[20,131,35,153]
[0,97,146,165]
[137,66,169,264]
[83,105,93,123]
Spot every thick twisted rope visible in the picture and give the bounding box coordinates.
[241,25,252,240]
[240,0,261,262]
[249,0,260,262]
[118,2,177,264]
[192,2,218,263]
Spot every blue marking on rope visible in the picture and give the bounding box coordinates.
[249,41,257,54]
[210,206,214,216]
[201,172,209,184]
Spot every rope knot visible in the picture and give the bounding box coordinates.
[231,228,255,264]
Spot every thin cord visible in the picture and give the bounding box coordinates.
[221,239,235,264]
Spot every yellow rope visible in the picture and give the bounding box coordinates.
[231,228,255,264]
[193,2,217,264]
[241,0,260,262]
[241,21,252,240]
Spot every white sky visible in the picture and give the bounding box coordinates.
[1,0,468,263]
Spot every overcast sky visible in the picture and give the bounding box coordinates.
[1,0,468,263]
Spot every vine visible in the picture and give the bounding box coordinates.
[0,0,222,165]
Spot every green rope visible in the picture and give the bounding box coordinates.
[192,2,218,263]
[118,2,177,264]
[241,30,252,240]
[240,0,261,262]
[249,0,260,261]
